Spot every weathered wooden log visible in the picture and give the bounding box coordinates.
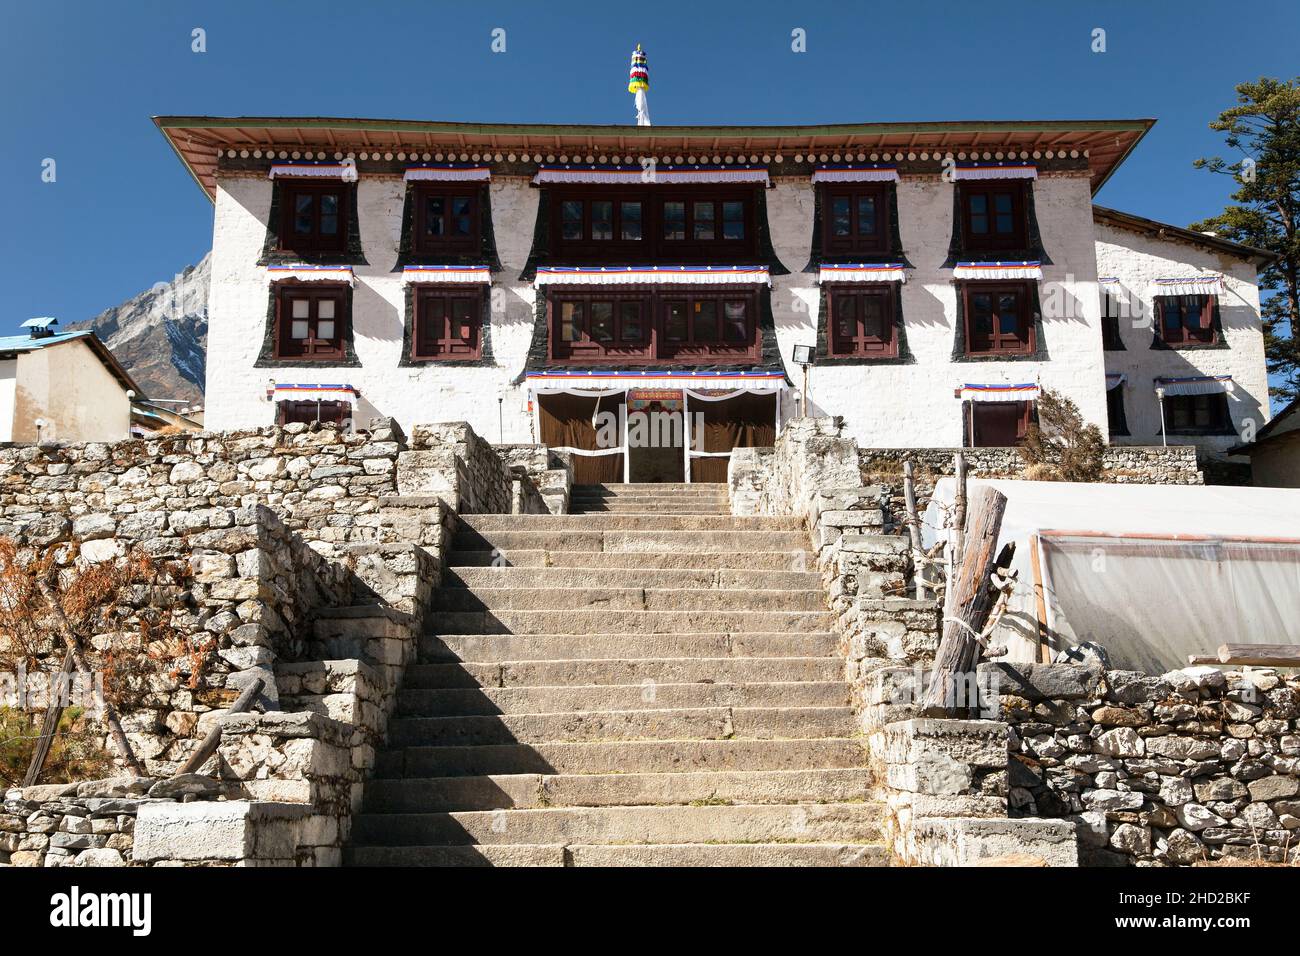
[1215,644,1300,667]
[951,452,969,572]
[22,647,75,787]
[36,579,144,776]
[174,677,265,777]
[902,460,928,600]
[920,483,1009,716]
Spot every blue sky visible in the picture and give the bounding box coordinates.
[2,0,1296,330]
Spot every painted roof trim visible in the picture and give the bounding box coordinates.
[1092,205,1276,265]
[154,115,1155,202]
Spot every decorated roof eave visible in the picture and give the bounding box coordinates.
[154,115,1156,203]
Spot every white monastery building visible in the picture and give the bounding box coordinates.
[156,115,1272,482]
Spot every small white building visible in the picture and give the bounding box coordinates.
[156,116,1273,481]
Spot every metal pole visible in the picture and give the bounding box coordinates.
[1156,388,1168,447]
[801,363,810,417]
[498,396,504,443]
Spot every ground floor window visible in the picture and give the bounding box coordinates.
[968,400,1034,447]
[1106,387,1129,436]
[1166,393,1232,434]
[277,400,350,427]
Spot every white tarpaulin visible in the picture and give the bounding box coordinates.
[921,479,1300,673]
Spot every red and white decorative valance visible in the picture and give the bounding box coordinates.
[953,261,1043,281]
[266,265,355,286]
[269,163,357,180]
[402,265,492,284]
[403,164,491,182]
[1149,275,1224,297]
[534,265,770,287]
[1155,375,1234,397]
[818,263,907,283]
[526,370,786,392]
[811,165,900,184]
[952,162,1038,181]
[269,383,359,404]
[531,164,770,186]
[1106,373,1126,390]
[959,383,1041,403]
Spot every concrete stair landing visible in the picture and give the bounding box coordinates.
[345,483,886,867]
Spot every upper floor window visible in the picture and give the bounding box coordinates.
[1155,294,1217,346]
[552,294,650,362]
[279,182,347,254]
[827,286,897,357]
[962,282,1035,355]
[275,284,348,360]
[959,182,1027,253]
[821,184,888,255]
[414,186,478,255]
[661,293,754,359]
[1101,291,1125,350]
[413,287,483,361]
[549,188,756,261]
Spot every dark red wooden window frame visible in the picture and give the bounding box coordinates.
[826,285,898,358]
[274,283,348,360]
[277,400,350,426]
[278,181,348,254]
[1155,294,1217,346]
[1167,393,1231,432]
[412,184,479,255]
[970,400,1035,447]
[958,181,1028,253]
[549,186,758,262]
[962,281,1035,356]
[820,183,889,255]
[413,286,484,361]
[546,286,760,364]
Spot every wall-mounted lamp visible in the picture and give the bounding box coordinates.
[792,344,815,418]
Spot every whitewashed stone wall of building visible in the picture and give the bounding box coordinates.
[1094,221,1268,456]
[205,173,540,443]
[770,173,1110,448]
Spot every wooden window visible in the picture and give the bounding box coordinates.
[1155,295,1217,346]
[413,288,483,360]
[550,294,651,361]
[827,286,897,357]
[821,184,888,254]
[959,182,1027,252]
[551,188,755,260]
[659,292,756,360]
[1167,393,1231,433]
[1106,386,1128,435]
[277,400,350,426]
[970,401,1033,447]
[1101,291,1125,350]
[963,282,1034,355]
[413,186,478,254]
[279,182,347,253]
[275,284,347,359]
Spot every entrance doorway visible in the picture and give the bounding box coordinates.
[968,400,1034,447]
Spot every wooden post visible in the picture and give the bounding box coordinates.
[920,484,1009,716]
[950,452,968,573]
[174,677,265,776]
[36,579,144,776]
[902,460,928,600]
[21,647,75,787]
[1028,533,1052,663]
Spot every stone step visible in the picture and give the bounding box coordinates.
[431,587,826,613]
[565,842,889,867]
[428,609,834,635]
[451,529,811,554]
[363,768,874,811]
[396,681,850,716]
[569,503,730,515]
[405,656,845,688]
[420,632,839,662]
[447,550,815,570]
[387,706,855,747]
[350,802,882,846]
[571,483,727,497]
[461,515,801,532]
[343,841,887,867]
[444,566,823,590]
[375,737,870,778]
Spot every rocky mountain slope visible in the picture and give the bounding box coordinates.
[67,254,209,403]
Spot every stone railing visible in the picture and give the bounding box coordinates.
[494,443,571,514]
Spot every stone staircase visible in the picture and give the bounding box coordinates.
[345,483,886,866]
